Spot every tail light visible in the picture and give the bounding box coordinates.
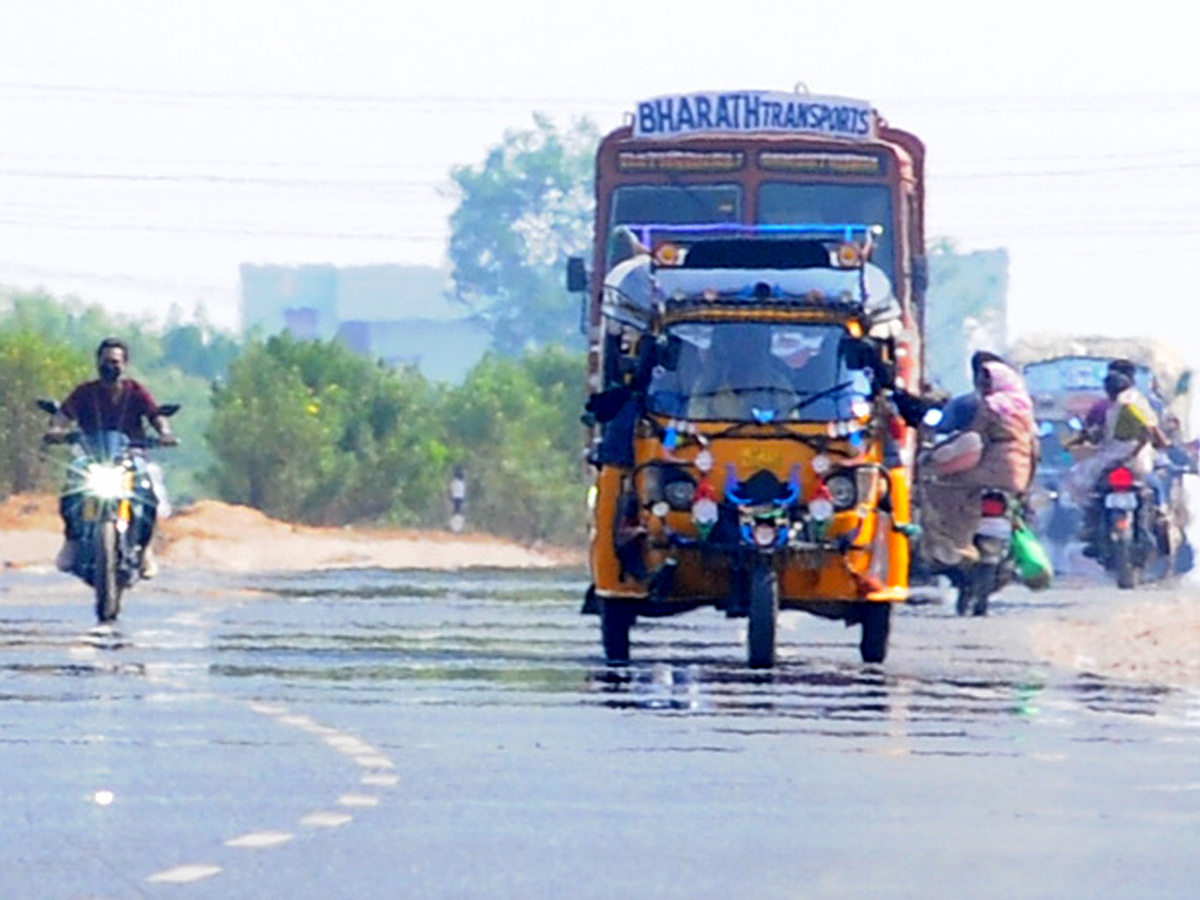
[980,495,1007,517]
[1108,467,1135,490]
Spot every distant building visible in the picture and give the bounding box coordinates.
[240,263,492,383]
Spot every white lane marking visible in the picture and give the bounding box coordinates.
[146,864,223,884]
[225,830,296,849]
[353,754,395,769]
[361,773,400,787]
[324,734,377,755]
[300,811,354,828]
[338,793,380,808]
[248,702,289,716]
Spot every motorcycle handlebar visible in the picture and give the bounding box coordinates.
[42,431,178,450]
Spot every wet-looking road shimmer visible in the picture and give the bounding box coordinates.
[2,566,1198,899]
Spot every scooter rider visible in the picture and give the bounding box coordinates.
[918,354,1038,569]
[45,337,178,578]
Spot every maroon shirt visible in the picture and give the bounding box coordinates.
[61,378,160,440]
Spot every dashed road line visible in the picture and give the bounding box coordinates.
[146,864,223,884]
[300,811,355,828]
[362,773,400,787]
[338,793,380,807]
[225,830,296,849]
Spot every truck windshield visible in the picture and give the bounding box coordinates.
[757,183,894,278]
[1024,357,1156,399]
[607,184,741,269]
[647,321,871,422]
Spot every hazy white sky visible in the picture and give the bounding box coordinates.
[3,1,1199,357]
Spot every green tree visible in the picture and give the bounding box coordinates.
[0,329,89,493]
[206,334,450,525]
[448,114,598,354]
[442,346,587,543]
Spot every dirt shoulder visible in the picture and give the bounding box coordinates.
[1025,582,1200,691]
[0,494,583,573]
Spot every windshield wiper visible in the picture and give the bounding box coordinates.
[791,380,855,414]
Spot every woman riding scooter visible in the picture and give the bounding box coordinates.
[920,354,1037,572]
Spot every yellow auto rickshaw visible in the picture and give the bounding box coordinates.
[584,225,916,666]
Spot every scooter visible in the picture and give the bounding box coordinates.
[954,490,1018,616]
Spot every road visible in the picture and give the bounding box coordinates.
[2,565,1199,899]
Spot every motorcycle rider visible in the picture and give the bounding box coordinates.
[45,337,177,578]
[1067,363,1182,563]
[919,353,1037,569]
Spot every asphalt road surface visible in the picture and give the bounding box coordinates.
[2,565,1199,899]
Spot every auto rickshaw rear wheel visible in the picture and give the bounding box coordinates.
[600,599,636,663]
[859,602,891,664]
[747,561,778,669]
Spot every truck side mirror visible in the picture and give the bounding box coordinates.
[566,256,588,293]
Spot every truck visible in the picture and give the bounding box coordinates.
[570,89,929,664]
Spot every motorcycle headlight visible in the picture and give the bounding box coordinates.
[824,474,857,511]
[84,463,127,500]
[663,478,697,511]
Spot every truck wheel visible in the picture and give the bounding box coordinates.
[859,603,891,664]
[747,561,778,669]
[600,599,635,663]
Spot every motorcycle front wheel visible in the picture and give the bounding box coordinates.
[94,522,122,622]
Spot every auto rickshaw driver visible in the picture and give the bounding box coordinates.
[686,321,798,420]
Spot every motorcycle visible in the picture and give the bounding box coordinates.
[38,399,179,622]
[1089,462,1162,589]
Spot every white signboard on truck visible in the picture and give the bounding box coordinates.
[634,91,877,142]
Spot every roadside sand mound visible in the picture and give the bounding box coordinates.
[163,499,294,541]
[2,494,583,572]
[0,493,60,532]
[1028,588,1200,690]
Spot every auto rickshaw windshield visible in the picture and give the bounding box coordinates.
[647,321,872,422]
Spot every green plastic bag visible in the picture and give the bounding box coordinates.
[1011,521,1053,590]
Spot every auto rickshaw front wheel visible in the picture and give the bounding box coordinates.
[600,599,636,664]
[747,561,778,669]
[859,602,891,664]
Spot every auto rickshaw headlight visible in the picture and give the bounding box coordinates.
[663,478,697,511]
[753,523,777,548]
[692,497,720,526]
[824,474,857,511]
[808,497,835,522]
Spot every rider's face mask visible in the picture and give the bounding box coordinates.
[98,357,123,383]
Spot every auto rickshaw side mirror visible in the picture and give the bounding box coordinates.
[838,337,873,370]
[656,333,683,371]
